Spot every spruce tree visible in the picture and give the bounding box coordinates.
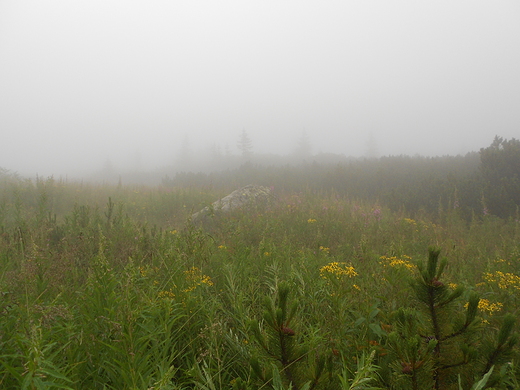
[248,282,330,390]
[237,129,253,160]
[385,248,518,390]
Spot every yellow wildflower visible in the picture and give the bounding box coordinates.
[320,262,358,279]
[478,299,503,315]
[158,289,176,299]
[483,271,520,290]
[308,218,317,224]
[379,255,416,271]
[465,299,503,315]
[183,266,214,292]
[319,246,330,254]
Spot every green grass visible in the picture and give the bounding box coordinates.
[1,175,520,389]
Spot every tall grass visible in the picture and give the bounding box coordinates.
[1,175,519,389]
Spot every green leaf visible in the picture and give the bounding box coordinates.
[271,365,284,389]
[470,365,494,390]
[368,323,385,338]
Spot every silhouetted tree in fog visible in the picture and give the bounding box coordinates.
[237,129,253,160]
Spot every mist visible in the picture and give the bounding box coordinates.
[1,1,519,178]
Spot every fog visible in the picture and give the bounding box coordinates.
[1,1,519,178]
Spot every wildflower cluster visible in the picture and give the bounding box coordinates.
[138,265,158,278]
[464,298,503,316]
[307,218,317,224]
[158,289,176,299]
[139,266,148,277]
[319,246,330,254]
[401,218,436,232]
[494,258,511,266]
[483,271,520,290]
[319,262,358,280]
[477,299,503,315]
[182,266,214,292]
[379,255,416,272]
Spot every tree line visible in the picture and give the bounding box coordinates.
[165,136,520,221]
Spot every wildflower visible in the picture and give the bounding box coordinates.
[170,230,178,235]
[320,262,358,279]
[218,245,226,250]
[158,289,176,299]
[319,246,330,254]
[483,271,520,290]
[264,252,270,256]
[183,266,214,292]
[478,299,503,315]
[403,218,417,225]
[308,218,317,224]
[465,299,503,315]
[379,255,416,272]
[200,275,213,286]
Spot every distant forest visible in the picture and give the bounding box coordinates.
[2,136,519,221]
[164,136,520,221]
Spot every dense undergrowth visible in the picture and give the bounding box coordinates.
[1,161,520,389]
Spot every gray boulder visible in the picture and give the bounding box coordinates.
[191,184,273,224]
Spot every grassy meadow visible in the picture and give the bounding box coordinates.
[1,162,520,389]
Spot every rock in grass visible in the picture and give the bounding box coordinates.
[191,184,272,225]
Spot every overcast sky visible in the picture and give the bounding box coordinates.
[1,1,519,177]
